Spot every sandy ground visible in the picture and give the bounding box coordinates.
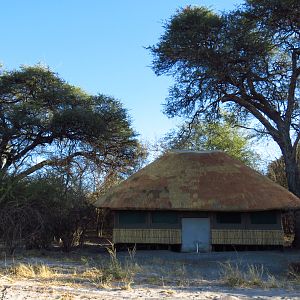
[1,281,300,300]
[1,249,300,299]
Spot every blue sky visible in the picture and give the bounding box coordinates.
[0,1,279,162]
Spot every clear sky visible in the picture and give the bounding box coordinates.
[0,0,279,162]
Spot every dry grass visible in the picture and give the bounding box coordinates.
[287,262,300,286]
[59,243,140,289]
[98,244,139,289]
[142,258,192,287]
[219,261,281,288]
[2,249,300,293]
[60,292,74,300]
[8,263,56,279]
[0,244,140,290]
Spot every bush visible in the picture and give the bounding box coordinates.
[0,171,97,253]
[219,261,280,288]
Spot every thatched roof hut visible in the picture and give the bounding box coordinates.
[95,151,300,252]
[95,151,300,211]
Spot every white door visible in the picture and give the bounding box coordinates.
[181,218,210,252]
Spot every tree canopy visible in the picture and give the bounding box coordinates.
[0,65,145,252]
[0,65,141,185]
[161,118,259,169]
[150,0,300,197]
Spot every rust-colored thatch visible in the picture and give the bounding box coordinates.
[94,151,300,211]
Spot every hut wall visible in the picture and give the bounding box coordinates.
[211,211,282,230]
[113,210,283,246]
[113,228,181,244]
[211,229,283,245]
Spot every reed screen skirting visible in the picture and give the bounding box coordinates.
[113,229,181,244]
[113,228,283,245]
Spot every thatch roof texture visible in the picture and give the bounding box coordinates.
[94,151,300,211]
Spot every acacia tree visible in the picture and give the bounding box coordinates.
[0,65,141,200]
[150,0,300,197]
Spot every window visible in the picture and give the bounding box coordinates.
[216,212,241,224]
[250,212,277,224]
[119,211,147,225]
[151,212,178,224]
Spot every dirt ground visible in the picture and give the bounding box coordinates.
[1,249,300,299]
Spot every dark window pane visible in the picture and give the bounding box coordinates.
[119,211,147,225]
[217,212,241,224]
[152,212,178,224]
[250,212,277,224]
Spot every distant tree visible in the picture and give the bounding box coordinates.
[160,118,259,169]
[149,0,300,197]
[0,65,141,202]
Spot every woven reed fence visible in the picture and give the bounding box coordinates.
[113,228,181,244]
[113,228,283,246]
[211,229,283,245]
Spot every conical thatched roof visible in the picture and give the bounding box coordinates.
[94,151,300,211]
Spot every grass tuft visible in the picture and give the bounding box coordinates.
[60,292,74,300]
[220,261,280,288]
[288,262,300,285]
[8,263,56,279]
[81,243,139,289]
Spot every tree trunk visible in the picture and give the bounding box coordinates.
[284,154,300,198]
[281,144,300,247]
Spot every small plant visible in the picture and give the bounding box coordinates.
[82,267,103,280]
[267,274,280,288]
[82,267,111,288]
[80,256,89,265]
[7,263,56,279]
[219,261,245,287]
[246,264,265,287]
[36,264,56,278]
[9,263,36,278]
[288,263,300,284]
[127,244,136,261]
[120,276,134,290]
[83,243,139,289]
[174,264,189,287]
[106,242,121,272]
[60,292,74,300]
[219,261,279,288]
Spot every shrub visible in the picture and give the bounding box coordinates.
[220,261,280,288]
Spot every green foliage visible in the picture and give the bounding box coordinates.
[150,1,300,196]
[161,118,259,169]
[0,65,141,183]
[246,0,300,36]
[0,64,146,252]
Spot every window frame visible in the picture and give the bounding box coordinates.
[118,211,148,226]
[216,212,242,224]
[250,211,277,225]
[151,211,179,224]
